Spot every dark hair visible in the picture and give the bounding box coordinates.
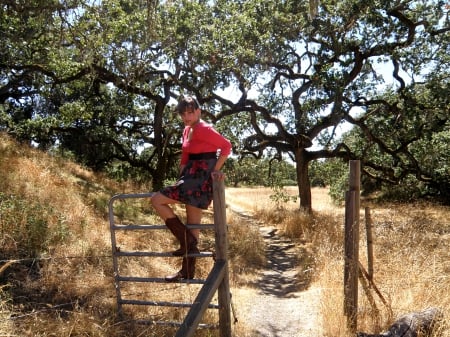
[175,96,200,114]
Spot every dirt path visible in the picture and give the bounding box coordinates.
[229,207,323,337]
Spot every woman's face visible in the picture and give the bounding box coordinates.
[179,108,201,127]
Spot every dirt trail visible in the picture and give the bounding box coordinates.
[229,206,323,337]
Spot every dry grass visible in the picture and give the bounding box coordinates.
[226,186,449,337]
[1,133,449,336]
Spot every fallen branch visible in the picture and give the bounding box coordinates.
[0,260,18,276]
[358,261,394,322]
[357,307,443,337]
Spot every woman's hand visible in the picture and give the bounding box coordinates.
[211,170,226,181]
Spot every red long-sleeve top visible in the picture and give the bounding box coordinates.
[180,121,232,165]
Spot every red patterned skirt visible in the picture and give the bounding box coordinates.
[159,152,217,209]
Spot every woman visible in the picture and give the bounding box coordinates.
[151,96,232,281]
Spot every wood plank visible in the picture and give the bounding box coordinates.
[176,261,226,337]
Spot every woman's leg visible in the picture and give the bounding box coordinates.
[151,192,178,221]
[154,200,202,282]
[164,204,202,282]
[185,204,203,240]
[152,192,198,257]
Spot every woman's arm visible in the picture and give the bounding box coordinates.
[214,154,228,172]
[195,123,232,157]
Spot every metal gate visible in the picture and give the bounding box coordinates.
[108,180,231,337]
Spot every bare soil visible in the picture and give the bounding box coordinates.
[229,206,323,337]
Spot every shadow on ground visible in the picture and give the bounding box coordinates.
[253,227,314,298]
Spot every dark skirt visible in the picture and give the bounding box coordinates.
[159,153,217,209]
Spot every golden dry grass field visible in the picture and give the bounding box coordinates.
[1,133,449,336]
[226,187,450,336]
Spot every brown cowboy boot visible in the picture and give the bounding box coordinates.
[172,225,199,256]
[164,256,196,282]
[165,217,198,256]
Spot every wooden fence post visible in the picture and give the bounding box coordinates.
[213,178,232,337]
[365,207,374,281]
[344,160,360,332]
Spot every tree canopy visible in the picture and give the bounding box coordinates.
[1,0,449,209]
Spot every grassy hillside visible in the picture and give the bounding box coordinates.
[1,132,449,337]
[0,133,151,336]
[0,133,263,337]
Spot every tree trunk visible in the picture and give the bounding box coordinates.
[295,148,312,212]
[152,101,169,191]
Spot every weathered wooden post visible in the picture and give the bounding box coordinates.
[344,160,360,332]
[365,207,374,281]
[213,178,232,337]
[175,178,231,337]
